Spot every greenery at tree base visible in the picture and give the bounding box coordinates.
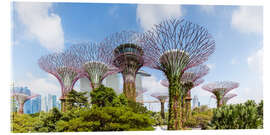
[11,85,155,133]
[209,100,263,129]
[184,105,213,129]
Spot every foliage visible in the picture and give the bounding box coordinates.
[152,112,168,126]
[66,89,89,109]
[90,85,118,107]
[11,85,155,132]
[184,105,213,129]
[209,100,263,129]
[11,112,39,133]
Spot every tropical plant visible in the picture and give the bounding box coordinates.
[209,100,263,129]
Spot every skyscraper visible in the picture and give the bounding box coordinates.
[136,70,151,102]
[105,74,120,94]
[31,95,41,113]
[192,95,199,109]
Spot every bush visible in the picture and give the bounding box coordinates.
[209,100,263,129]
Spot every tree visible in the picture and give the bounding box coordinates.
[202,81,239,108]
[101,31,148,101]
[66,89,89,109]
[90,85,118,107]
[141,18,215,130]
[209,100,263,129]
[38,51,82,112]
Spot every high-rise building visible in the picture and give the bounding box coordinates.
[136,70,151,102]
[41,95,48,112]
[24,100,32,114]
[105,74,120,94]
[192,95,199,109]
[32,95,41,113]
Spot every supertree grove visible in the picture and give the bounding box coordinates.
[67,42,120,90]
[151,92,169,119]
[12,92,39,114]
[202,81,239,108]
[101,31,149,101]
[141,18,215,130]
[38,51,82,112]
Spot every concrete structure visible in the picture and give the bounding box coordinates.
[136,70,151,102]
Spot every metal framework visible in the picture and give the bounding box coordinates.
[211,93,237,105]
[12,93,38,114]
[202,81,239,108]
[67,42,120,90]
[101,31,150,101]
[141,18,215,130]
[151,92,169,119]
[38,51,82,112]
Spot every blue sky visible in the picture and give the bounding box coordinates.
[11,2,263,109]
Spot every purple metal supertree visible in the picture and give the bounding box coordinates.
[141,18,215,130]
[202,81,239,108]
[38,51,82,112]
[211,93,237,106]
[12,93,39,114]
[67,42,120,90]
[101,31,149,102]
[151,92,169,119]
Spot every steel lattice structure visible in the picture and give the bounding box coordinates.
[101,31,150,101]
[141,18,215,130]
[12,92,39,114]
[151,92,169,119]
[38,51,82,112]
[202,81,239,108]
[67,42,120,90]
[211,93,237,105]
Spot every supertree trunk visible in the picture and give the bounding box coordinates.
[160,100,165,119]
[123,77,136,101]
[185,98,192,123]
[168,76,183,130]
[18,103,24,114]
[60,96,67,112]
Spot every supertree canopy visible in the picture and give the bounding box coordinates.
[141,18,215,130]
[12,93,38,114]
[202,81,239,108]
[151,92,169,119]
[101,31,149,102]
[211,93,237,106]
[67,42,120,90]
[38,51,82,112]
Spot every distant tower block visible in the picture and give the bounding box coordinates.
[192,95,199,109]
[136,70,151,102]
[105,73,121,95]
[80,77,92,101]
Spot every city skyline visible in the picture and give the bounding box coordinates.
[11,2,263,108]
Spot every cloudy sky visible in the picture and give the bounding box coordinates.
[11,2,263,109]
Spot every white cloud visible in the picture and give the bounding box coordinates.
[231,6,263,34]
[247,48,263,75]
[206,63,216,69]
[200,5,215,14]
[142,76,167,94]
[15,2,64,51]
[15,73,61,97]
[136,4,183,31]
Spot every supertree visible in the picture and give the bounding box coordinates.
[151,92,169,119]
[38,51,82,112]
[211,93,237,106]
[141,18,215,130]
[67,42,120,90]
[101,31,149,101]
[202,81,239,108]
[11,93,39,114]
[160,65,209,125]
